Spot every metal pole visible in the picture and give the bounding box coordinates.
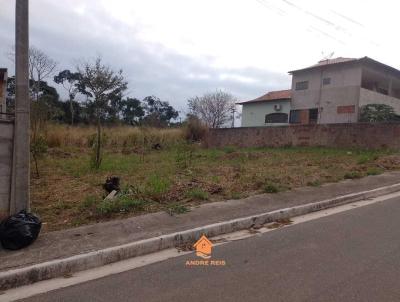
[10,0,30,213]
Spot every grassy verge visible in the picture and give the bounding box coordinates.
[31,143,400,231]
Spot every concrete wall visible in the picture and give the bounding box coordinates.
[0,70,7,114]
[206,123,400,150]
[241,100,291,127]
[359,88,400,114]
[291,64,362,124]
[0,120,14,218]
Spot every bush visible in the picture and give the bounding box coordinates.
[184,115,208,142]
[264,183,279,193]
[344,171,362,179]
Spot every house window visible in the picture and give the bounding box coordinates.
[295,81,309,90]
[337,105,355,114]
[289,110,301,123]
[265,113,288,124]
[309,108,319,124]
[323,78,331,85]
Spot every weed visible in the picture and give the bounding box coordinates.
[223,146,236,154]
[230,192,242,199]
[344,171,362,179]
[146,174,170,200]
[264,183,279,193]
[166,203,190,215]
[307,180,321,187]
[96,196,146,215]
[80,195,100,209]
[186,188,209,200]
[366,167,383,176]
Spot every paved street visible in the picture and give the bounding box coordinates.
[20,196,400,302]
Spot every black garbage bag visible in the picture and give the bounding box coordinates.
[103,176,120,193]
[0,210,42,250]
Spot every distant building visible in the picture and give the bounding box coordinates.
[239,57,400,127]
[289,57,400,124]
[238,90,291,127]
[0,68,7,115]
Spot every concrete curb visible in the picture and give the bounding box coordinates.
[1,182,400,290]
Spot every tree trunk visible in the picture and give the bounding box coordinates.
[96,114,102,169]
[70,97,74,126]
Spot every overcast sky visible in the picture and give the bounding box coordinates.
[0,0,399,114]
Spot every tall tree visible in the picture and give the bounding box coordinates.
[142,96,178,127]
[54,70,80,125]
[77,57,127,168]
[121,97,144,125]
[187,90,236,128]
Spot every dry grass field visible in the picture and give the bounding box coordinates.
[31,125,400,232]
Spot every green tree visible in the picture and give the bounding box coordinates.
[142,96,178,127]
[77,57,127,168]
[54,70,80,125]
[121,97,144,125]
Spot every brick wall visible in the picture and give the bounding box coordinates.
[0,120,14,218]
[205,123,400,150]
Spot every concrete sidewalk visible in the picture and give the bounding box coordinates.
[1,172,400,272]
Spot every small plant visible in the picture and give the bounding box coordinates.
[307,180,321,187]
[344,171,362,179]
[366,167,383,176]
[96,196,146,215]
[30,135,48,178]
[175,142,196,169]
[80,195,100,209]
[230,192,242,199]
[223,146,236,154]
[264,183,279,193]
[88,132,107,169]
[186,188,209,200]
[146,174,170,201]
[166,203,190,215]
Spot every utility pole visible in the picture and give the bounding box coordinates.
[231,106,236,128]
[10,0,30,213]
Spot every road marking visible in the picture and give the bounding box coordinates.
[2,190,400,302]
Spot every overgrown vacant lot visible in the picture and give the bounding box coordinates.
[31,126,400,231]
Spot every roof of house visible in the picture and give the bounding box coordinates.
[289,57,400,77]
[237,89,291,105]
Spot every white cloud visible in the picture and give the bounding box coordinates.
[0,0,399,108]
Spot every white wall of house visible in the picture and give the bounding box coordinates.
[241,100,291,127]
[291,64,362,124]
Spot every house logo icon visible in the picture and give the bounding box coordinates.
[193,235,213,259]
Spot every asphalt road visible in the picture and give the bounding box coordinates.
[20,196,400,302]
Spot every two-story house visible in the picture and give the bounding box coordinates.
[289,57,400,124]
[239,57,400,127]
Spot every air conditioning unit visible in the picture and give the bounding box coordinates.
[274,104,282,111]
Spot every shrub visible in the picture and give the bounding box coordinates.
[264,183,279,193]
[344,171,362,179]
[184,115,208,142]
